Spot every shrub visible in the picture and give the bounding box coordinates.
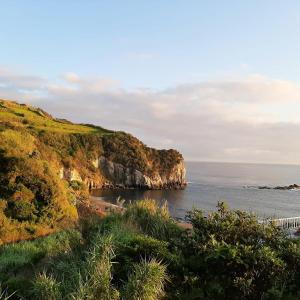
[4,197,300,299]
[172,202,298,300]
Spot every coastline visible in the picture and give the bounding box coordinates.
[87,196,193,229]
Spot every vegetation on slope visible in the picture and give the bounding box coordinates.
[0,99,184,243]
[0,99,111,243]
[0,100,109,134]
[102,133,183,175]
[1,200,300,300]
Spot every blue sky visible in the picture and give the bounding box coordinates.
[1,1,300,164]
[2,1,300,88]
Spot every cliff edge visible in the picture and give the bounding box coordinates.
[0,99,186,243]
[62,132,186,190]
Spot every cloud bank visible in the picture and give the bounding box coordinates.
[1,67,300,164]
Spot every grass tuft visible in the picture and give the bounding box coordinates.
[32,272,62,300]
[122,258,168,300]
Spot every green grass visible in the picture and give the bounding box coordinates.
[0,201,174,299]
[0,230,81,272]
[0,230,82,298]
[3,200,300,299]
[122,258,168,300]
[0,99,111,134]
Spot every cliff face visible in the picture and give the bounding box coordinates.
[59,130,187,190]
[0,99,186,243]
[95,156,186,189]
[0,100,187,192]
[60,157,186,190]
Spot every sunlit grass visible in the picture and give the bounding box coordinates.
[0,230,81,274]
[0,99,111,134]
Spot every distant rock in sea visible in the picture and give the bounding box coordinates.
[258,184,300,190]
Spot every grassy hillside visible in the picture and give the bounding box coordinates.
[0,99,184,244]
[0,99,110,134]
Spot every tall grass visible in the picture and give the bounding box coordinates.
[0,230,82,299]
[70,234,119,300]
[124,199,181,240]
[1,200,173,299]
[122,258,168,300]
[32,272,62,300]
[31,234,120,300]
[0,230,81,274]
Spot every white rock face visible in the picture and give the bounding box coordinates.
[59,156,187,190]
[98,156,186,189]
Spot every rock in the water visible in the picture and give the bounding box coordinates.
[258,184,300,190]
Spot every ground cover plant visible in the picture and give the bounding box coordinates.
[1,200,300,299]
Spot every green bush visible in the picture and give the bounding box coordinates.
[171,202,299,300]
[3,200,300,300]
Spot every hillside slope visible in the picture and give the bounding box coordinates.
[0,99,186,243]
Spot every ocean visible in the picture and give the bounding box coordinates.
[91,161,300,220]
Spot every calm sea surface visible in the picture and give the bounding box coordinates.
[92,162,300,219]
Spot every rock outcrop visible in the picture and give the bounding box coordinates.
[96,156,186,189]
[60,156,187,190]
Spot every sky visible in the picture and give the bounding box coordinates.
[1,1,300,164]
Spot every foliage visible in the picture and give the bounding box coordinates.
[124,199,182,240]
[102,132,183,176]
[174,202,300,300]
[0,286,15,300]
[122,258,168,300]
[0,149,78,243]
[2,200,300,299]
[0,230,82,299]
[32,272,62,300]
[0,99,183,243]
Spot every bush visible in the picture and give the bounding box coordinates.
[3,200,300,300]
[172,202,299,300]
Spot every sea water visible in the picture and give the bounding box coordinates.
[92,162,300,219]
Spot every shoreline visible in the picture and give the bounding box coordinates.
[88,196,193,229]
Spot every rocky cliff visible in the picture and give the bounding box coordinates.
[98,156,186,189]
[1,99,187,192]
[0,99,186,243]
[61,156,186,190]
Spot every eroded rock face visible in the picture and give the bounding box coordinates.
[97,156,186,189]
[60,156,187,190]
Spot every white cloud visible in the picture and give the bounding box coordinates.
[1,67,300,164]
